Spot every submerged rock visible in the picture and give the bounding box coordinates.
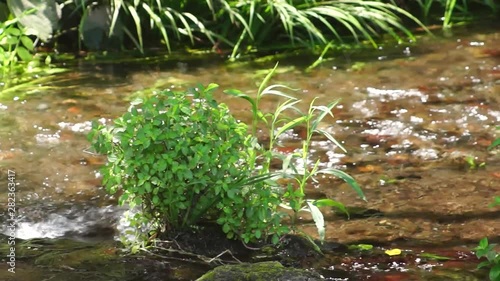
[197,261,323,281]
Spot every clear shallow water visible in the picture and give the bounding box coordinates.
[0,25,498,280]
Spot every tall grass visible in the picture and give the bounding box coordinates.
[106,0,217,53]
[60,0,498,56]
[209,0,429,59]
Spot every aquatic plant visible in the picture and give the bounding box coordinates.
[211,0,427,59]
[226,64,365,243]
[63,0,427,57]
[89,85,249,229]
[3,0,429,58]
[3,0,500,59]
[464,155,486,170]
[0,10,35,75]
[475,238,500,281]
[0,8,66,97]
[89,64,364,248]
[88,84,286,244]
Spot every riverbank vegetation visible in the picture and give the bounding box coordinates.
[1,0,498,95]
[2,1,499,59]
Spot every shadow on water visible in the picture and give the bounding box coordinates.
[0,24,499,280]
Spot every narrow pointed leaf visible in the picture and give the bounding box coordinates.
[316,129,346,153]
[224,89,257,114]
[275,116,308,138]
[314,198,349,218]
[306,201,325,242]
[318,168,365,201]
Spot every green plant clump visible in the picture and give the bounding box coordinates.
[0,7,66,98]
[89,85,251,232]
[475,237,500,281]
[90,65,366,248]
[0,12,35,75]
[225,64,365,244]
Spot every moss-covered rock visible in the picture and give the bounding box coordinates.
[196,261,323,281]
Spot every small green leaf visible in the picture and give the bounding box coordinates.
[419,253,451,261]
[222,223,230,233]
[314,198,349,218]
[16,46,32,61]
[20,36,34,51]
[272,234,279,244]
[6,27,20,36]
[488,138,500,150]
[349,244,373,251]
[490,264,500,281]
[479,237,489,249]
[477,260,492,269]
[224,89,257,115]
[490,196,500,208]
[275,116,308,138]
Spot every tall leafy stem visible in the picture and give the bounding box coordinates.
[226,63,366,242]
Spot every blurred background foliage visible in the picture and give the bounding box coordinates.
[1,0,498,60]
[1,0,497,93]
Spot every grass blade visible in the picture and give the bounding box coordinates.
[317,168,366,201]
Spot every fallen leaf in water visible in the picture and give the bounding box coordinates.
[491,172,500,179]
[0,151,15,160]
[386,154,410,165]
[385,248,402,256]
[482,49,500,57]
[67,106,81,114]
[59,131,74,141]
[357,165,383,173]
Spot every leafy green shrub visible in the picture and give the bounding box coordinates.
[217,176,289,244]
[0,14,35,74]
[90,65,365,248]
[475,237,500,281]
[89,85,258,235]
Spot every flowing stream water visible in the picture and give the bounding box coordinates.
[0,25,499,280]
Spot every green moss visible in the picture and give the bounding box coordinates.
[197,261,322,281]
[34,242,118,267]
